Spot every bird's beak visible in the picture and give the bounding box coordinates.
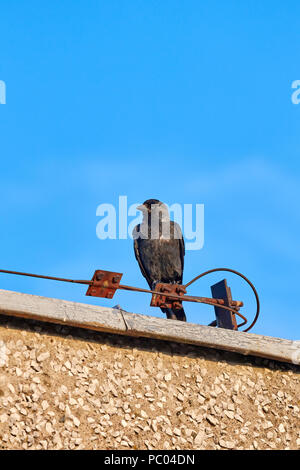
[137,204,146,212]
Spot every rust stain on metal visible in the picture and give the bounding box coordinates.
[150,283,187,310]
[86,270,123,299]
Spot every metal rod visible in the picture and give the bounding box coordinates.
[118,283,243,307]
[118,283,246,325]
[0,268,249,328]
[0,269,92,285]
[0,269,242,307]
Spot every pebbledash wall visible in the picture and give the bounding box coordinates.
[0,313,299,450]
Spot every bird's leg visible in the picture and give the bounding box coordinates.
[163,308,178,320]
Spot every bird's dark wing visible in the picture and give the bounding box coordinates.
[172,221,185,281]
[133,225,152,287]
[179,235,185,273]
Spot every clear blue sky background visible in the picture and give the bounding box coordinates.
[0,1,299,340]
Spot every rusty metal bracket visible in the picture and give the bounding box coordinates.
[150,283,187,310]
[86,270,123,299]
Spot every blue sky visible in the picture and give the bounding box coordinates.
[0,1,299,340]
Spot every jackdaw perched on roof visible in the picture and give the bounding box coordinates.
[133,199,186,321]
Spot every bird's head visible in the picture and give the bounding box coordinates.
[137,199,170,221]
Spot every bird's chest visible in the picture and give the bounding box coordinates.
[138,238,181,279]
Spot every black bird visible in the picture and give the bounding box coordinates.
[133,199,186,321]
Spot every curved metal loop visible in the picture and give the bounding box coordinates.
[184,268,260,332]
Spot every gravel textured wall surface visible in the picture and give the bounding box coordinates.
[0,314,299,450]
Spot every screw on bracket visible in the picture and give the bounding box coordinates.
[86,270,123,299]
